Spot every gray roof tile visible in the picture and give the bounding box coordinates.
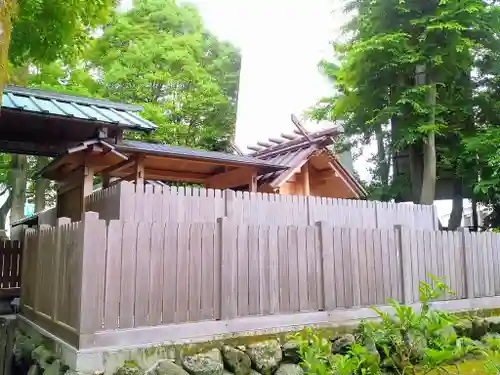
[2,86,157,131]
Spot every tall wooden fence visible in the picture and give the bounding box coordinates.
[0,240,22,293]
[20,212,500,348]
[84,182,439,230]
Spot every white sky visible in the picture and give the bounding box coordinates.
[119,0,455,220]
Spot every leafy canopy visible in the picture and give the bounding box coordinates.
[87,0,241,151]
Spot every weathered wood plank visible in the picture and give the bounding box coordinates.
[148,222,164,326]
[119,221,137,328]
[103,220,123,329]
[176,223,190,323]
[134,222,151,327]
[162,223,178,324]
[248,225,260,316]
[188,224,203,321]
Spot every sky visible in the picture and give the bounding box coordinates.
[119,0,458,220]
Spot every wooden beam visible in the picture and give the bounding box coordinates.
[0,140,68,157]
[100,156,136,176]
[118,168,209,184]
[247,145,263,152]
[142,153,268,171]
[291,114,313,143]
[269,137,284,144]
[257,141,273,148]
[281,133,298,140]
[230,142,245,156]
[205,167,258,190]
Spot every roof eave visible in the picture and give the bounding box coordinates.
[116,144,287,172]
[5,85,144,113]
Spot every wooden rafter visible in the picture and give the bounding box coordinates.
[206,167,258,190]
[100,156,137,176]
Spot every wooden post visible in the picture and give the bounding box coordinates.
[459,227,474,298]
[394,225,412,304]
[52,217,71,321]
[78,212,107,336]
[219,217,237,319]
[134,156,145,187]
[249,173,257,192]
[81,165,95,218]
[302,164,310,196]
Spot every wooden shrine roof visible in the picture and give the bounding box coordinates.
[246,127,367,197]
[39,139,287,187]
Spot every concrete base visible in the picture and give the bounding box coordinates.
[17,296,500,374]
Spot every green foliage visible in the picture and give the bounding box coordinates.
[9,0,117,65]
[313,0,500,205]
[290,275,500,375]
[86,0,241,151]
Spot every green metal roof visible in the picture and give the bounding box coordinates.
[2,85,157,132]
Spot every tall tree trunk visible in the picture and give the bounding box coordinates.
[471,197,479,231]
[375,127,389,188]
[0,1,13,100]
[409,143,423,204]
[0,192,11,230]
[35,157,49,212]
[448,177,464,230]
[415,65,437,205]
[10,155,27,222]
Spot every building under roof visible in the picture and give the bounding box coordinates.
[4,86,366,227]
[245,127,366,199]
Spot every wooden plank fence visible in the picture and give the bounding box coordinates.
[0,240,22,292]
[20,212,500,349]
[84,182,439,230]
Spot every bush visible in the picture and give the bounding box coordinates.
[290,275,500,375]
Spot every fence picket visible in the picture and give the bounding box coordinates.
[19,211,500,345]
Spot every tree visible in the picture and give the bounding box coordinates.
[313,0,500,228]
[87,0,241,152]
[0,0,117,225]
[0,0,116,99]
[0,0,241,228]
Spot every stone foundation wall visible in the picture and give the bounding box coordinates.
[10,309,500,375]
[115,340,304,375]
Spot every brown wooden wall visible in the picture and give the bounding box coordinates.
[0,241,22,292]
[20,212,500,349]
[56,186,83,222]
[84,182,439,230]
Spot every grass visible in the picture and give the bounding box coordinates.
[423,359,488,374]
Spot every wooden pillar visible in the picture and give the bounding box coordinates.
[82,166,95,197]
[249,173,258,192]
[81,166,95,218]
[134,156,145,186]
[302,164,310,196]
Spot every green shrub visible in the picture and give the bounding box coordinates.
[290,275,500,375]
